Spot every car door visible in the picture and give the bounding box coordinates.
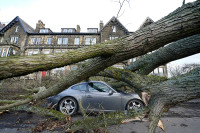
[85,82,121,111]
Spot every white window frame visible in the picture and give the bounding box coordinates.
[10,37,18,44]
[63,38,68,44]
[110,36,118,40]
[47,38,52,44]
[0,48,2,57]
[74,38,80,45]
[43,50,50,54]
[31,38,36,44]
[68,29,73,33]
[85,37,96,45]
[63,29,68,33]
[36,38,41,45]
[57,38,62,45]
[15,26,19,32]
[2,48,7,57]
[0,37,4,43]
[11,37,15,43]
[112,26,116,32]
[33,50,39,55]
[28,50,33,56]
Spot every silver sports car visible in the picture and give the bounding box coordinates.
[47,81,144,115]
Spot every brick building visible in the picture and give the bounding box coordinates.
[0,16,167,78]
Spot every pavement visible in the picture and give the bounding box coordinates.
[0,100,200,133]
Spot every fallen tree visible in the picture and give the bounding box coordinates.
[0,1,200,133]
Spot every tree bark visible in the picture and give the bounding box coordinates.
[0,1,200,80]
[126,34,200,75]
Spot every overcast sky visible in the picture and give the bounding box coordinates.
[0,0,199,66]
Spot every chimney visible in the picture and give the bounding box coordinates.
[77,25,81,33]
[35,20,45,33]
[99,20,104,31]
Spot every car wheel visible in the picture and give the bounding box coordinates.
[126,99,144,111]
[59,97,78,115]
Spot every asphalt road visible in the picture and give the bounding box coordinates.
[0,99,200,133]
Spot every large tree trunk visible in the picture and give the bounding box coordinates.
[0,1,200,80]
[126,34,200,74]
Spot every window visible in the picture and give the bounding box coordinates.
[71,84,87,91]
[85,38,96,45]
[57,38,62,44]
[15,26,19,32]
[55,50,61,53]
[36,38,41,44]
[47,38,52,44]
[71,65,77,70]
[52,67,65,74]
[159,67,164,76]
[88,82,110,93]
[2,48,7,57]
[112,26,116,32]
[68,29,73,33]
[31,38,36,44]
[0,48,2,57]
[43,50,50,54]
[62,29,68,33]
[0,37,4,43]
[110,36,118,40]
[10,37,18,44]
[74,38,80,45]
[39,29,48,33]
[33,50,39,55]
[63,38,68,44]
[7,48,12,56]
[28,50,33,56]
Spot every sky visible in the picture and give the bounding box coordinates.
[0,0,199,67]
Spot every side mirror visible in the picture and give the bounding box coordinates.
[108,90,114,95]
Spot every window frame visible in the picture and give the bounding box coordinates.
[74,38,80,45]
[57,38,62,45]
[63,38,68,45]
[47,38,52,44]
[15,26,19,32]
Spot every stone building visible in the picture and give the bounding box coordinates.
[0,16,167,78]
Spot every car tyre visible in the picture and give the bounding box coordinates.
[59,97,78,115]
[126,99,144,111]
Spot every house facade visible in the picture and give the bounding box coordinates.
[0,16,167,78]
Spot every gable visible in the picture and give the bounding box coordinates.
[0,16,35,34]
[100,16,129,34]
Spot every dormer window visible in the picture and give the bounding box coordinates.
[68,29,73,33]
[39,29,48,33]
[15,26,19,32]
[112,26,116,32]
[63,29,68,33]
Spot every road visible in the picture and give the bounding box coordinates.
[0,99,200,133]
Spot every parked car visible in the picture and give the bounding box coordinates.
[47,81,144,115]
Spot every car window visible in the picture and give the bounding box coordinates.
[71,83,87,91]
[88,82,110,93]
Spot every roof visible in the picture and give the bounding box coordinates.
[28,32,100,36]
[0,16,35,33]
[138,17,154,30]
[100,16,129,34]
